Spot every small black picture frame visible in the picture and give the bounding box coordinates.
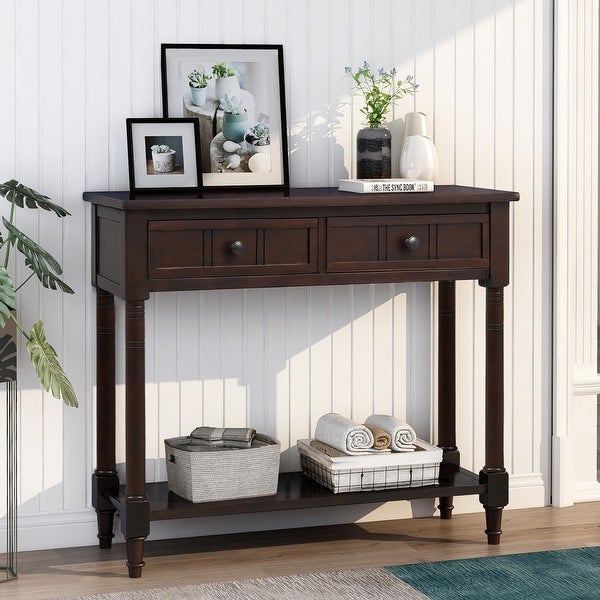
[126,117,202,195]
[161,44,289,190]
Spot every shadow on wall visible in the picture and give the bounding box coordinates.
[288,98,414,183]
[106,282,433,482]
[288,101,349,183]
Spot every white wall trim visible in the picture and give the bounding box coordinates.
[573,373,600,396]
[552,0,600,506]
[573,481,600,503]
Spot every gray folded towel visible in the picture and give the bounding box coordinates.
[364,414,417,451]
[314,413,379,455]
[189,426,256,448]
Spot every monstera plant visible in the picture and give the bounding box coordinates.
[0,179,77,407]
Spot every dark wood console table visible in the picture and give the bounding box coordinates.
[84,185,518,578]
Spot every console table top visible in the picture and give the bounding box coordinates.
[83,185,519,211]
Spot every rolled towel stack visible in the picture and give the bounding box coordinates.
[189,426,256,449]
[314,413,384,455]
[364,414,417,451]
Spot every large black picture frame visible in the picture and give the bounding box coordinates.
[161,44,289,191]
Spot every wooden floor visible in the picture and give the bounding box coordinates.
[1,502,598,599]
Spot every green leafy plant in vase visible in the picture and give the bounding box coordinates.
[188,69,211,106]
[244,122,270,153]
[345,62,418,179]
[345,62,418,128]
[0,179,77,407]
[212,62,240,102]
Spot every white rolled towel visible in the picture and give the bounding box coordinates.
[364,414,417,451]
[314,413,377,455]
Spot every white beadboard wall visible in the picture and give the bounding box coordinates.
[0,0,554,551]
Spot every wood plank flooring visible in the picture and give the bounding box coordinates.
[1,502,599,599]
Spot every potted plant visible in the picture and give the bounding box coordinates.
[188,68,211,106]
[0,179,77,407]
[244,122,270,154]
[150,144,176,173]
[212,62,240,101]
[219,94,248,143]
[345,62,418,179]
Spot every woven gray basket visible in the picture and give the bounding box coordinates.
[164,433,280,502]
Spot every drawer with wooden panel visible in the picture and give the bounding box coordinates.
[326,214,489,272]
[148,218,318,278]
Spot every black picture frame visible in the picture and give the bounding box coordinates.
[126,118,202,196]
[161,44,289,190]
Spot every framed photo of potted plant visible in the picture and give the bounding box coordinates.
[161,44,289,190]
[125,118,202,196]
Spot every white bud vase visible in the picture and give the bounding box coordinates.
[399,112,438,181]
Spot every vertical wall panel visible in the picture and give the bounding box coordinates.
[131,1,157,118]
[14,0,45,519]
[38,0,65,514]
[512,0,538,475]
[85,1,110,191]
[287,2,310,186]
[62,0,88,511]
[0,0,554,550]
[287,288,310,471]
[433,0,456,184]
[176,293,202,433]
[308,0,333,184]
[308,287,333,430]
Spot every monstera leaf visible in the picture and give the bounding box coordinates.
[2,218,74,294]
[0,179,77,408]
[0,333,17,382]
[26,321,78,407]
[0,179,70,217]
[0,266,15,328]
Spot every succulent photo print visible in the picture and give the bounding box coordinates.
[161,44,288,190]
[126,118,201,196]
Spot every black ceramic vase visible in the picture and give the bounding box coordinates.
[356,126,392,179]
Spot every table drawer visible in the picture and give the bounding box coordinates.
[326,215,489,272]
[148,218,318,278]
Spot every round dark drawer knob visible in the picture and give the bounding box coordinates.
[404,235,420,250]
[229,240,245,255]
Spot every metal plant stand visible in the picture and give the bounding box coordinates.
[0,327,17,582]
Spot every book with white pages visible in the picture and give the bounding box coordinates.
[338,178,434,193]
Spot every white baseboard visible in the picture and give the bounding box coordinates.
[14,510,99,552]
[573,480,600,503]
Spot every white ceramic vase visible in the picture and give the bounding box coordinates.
[152,150,176,173]
[399,112,438,181]
[190,85,207,106]
[215,75,240,102]
[399,135,438,180]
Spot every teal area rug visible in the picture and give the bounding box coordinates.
[387,546,600,600]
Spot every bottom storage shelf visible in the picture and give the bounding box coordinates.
[143,463,485,521]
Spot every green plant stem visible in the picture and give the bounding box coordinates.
[3,196,16,269]
[8,312,29,341]
[13,271,35,293]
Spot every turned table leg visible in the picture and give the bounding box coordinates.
[122,300,150,578]
[92,289,119,549]
[479,287,509,544]
[437,281,459,519]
